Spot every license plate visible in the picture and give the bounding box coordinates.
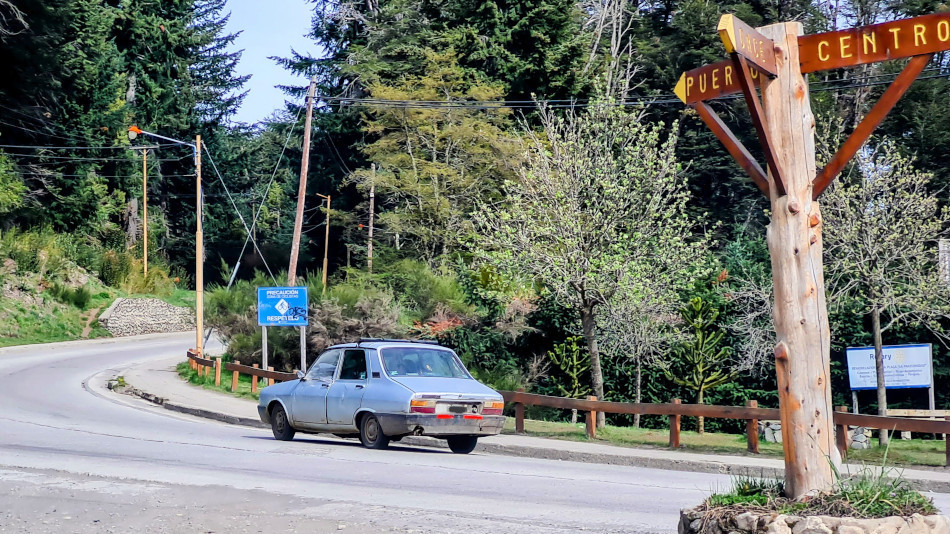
[448,405,467,414]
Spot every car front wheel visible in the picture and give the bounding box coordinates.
[447,435,478,454]
[359,414,390,449]
[270,404,295,441]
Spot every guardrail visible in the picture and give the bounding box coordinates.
[500,389,950,465]
[185,351,950,464]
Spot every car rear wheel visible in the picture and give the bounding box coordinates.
[359,414,390,449]
[270,404,295,441]
[447,435,478,454]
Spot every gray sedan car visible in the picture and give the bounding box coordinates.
[257,339,506,454]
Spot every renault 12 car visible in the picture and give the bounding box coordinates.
[257,339,506,454]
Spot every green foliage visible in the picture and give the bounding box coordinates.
[99,250,133,288]
[666,297,736,433]
[546,336,590,399]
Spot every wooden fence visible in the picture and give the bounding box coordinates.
[186,351,950,465]
[499,389,950,465]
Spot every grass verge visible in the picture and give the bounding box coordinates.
[177,361,260,401]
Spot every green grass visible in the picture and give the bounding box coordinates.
[177,361,260,400]
[501,418,950,468]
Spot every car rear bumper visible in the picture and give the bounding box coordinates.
[376,413,506,437]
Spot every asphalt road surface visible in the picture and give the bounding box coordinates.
[0,334,943,533]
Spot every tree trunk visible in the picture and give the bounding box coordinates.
[759,22,838,499]
[579,305,606,428]
[633,359,642,429]
[872,305,889,447]
[697,387,705,435]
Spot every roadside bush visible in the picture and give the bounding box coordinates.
[121,260,174,296]
[99,249,132,287]
[47,281,92,310]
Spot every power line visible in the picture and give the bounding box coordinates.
[0,143,179,151]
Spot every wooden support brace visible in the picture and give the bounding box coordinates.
[251,364,259,393]
[733,54,786,196]
[693,102,770,195]
[746,400,760,453]
[669,398,682,448]
[214,357,222,387]
[813,53,933,199]
[945,416,950,468]
[268,366,275,387]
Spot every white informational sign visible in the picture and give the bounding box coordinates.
[846,344,933,391]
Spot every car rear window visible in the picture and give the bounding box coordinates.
[380,347,470,378]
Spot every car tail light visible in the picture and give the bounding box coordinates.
[482,400,504,415]
[410,399,436,414]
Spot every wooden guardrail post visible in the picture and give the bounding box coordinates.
[251,364,259,393]
[945,416,950,468]
[669,398,681,448]
[746,400,759,453]
[214,357,222,387]
[835,405,849,460]
[267,366,275,387]
[586,395,597,440]
[515,388,525,433]
[231,361,240,392]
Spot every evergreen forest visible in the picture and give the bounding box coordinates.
[3,0,950,432]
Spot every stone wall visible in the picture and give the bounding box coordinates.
[98,298,195,337]
[679,509,950,534]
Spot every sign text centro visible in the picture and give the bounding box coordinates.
[845,343,933,390]
[257,286,309,327]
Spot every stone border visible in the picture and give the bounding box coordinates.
[679,508,950,534]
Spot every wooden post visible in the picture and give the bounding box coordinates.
[585,395,597,440]
[142,148,148,277]
[515,388,525,433]
[367,168,375,273]
[669,398,681,448]
[195,135,204,357]
[746,400,760,453]
[214,357,222,387]
[835,406,849,460]
[268,366,275,387]
[287,76,317,285]
[231,361,240,393]
[758,22,837,499]
[945,417,950,468]
[252,364,259,393]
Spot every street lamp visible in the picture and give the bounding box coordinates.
[129,126,206,358]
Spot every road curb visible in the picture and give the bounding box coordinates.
[113,378,950,495]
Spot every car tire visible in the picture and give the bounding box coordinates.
[270,404,296,441]
[447,435,478,454]
[359,414,390,449]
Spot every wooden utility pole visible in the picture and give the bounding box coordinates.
[367,164,375,273]
[288,76,318,286]
[195,135,204,356]
[142,148,148,277]
[676,12,948,498]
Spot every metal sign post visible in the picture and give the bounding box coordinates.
[257,287,309,377]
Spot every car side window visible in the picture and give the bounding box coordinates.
[308,350,340,382]
[338,349,367,381]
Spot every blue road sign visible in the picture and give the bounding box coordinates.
[257,287,309,326]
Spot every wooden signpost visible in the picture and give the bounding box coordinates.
[676,13,949,499]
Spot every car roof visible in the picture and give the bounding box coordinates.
[327,339,451,350]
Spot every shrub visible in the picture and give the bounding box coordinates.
[99,250,132,287]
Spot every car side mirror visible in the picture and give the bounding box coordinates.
[296,370,306,380]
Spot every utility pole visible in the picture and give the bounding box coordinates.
[142,148,148,277]
[195,135,204,356]
[367,164,375,273]
[315,194,331,294]
[288,76,317,286]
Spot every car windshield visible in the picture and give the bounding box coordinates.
[381,347,470,379]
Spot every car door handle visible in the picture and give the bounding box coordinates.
[355,384,364,389]
[321,383,330,388]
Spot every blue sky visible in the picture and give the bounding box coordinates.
[223,0,317,124]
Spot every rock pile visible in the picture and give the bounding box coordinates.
[98,298,195,337]
[679,509,950,534]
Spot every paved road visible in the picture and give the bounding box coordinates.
[0,335,944,533]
